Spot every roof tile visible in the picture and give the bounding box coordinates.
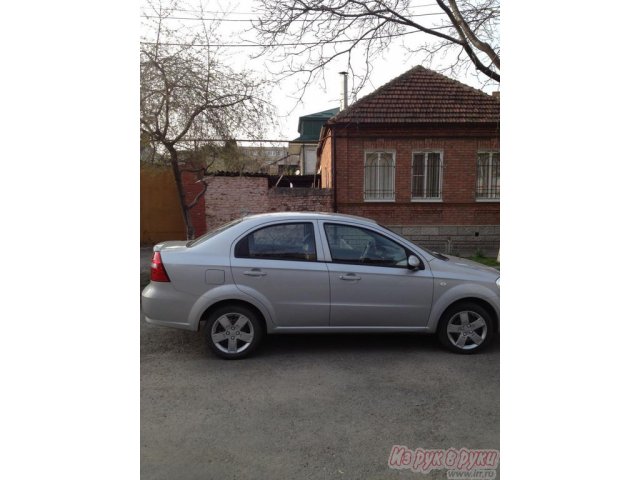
[328,66,499,125]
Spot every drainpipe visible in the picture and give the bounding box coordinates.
[333,71,348,212]
[332,125,337,212]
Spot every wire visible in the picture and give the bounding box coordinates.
[140,11,450,22]
[139,3,443,16]
[176,138,290,143]
[139,26,458,48]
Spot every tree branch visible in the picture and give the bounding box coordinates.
[254,0,500,91]
[435,0,499,82]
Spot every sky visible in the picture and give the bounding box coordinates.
[140,0,499,143]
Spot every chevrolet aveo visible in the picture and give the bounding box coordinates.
[141,212,499,359]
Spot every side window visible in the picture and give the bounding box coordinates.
[412,151,443,200]
[364,151,395,201]
[324,224,409,268]
[235,222,317,261]
[476,151,500,200]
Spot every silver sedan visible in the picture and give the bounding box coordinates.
[141,212,500,359]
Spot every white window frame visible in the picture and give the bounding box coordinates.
[411,150,444,202]
[364,151,396,202]
[476,151,500,202]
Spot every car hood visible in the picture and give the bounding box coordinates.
[433,255,499,274]
[153,240,189,252]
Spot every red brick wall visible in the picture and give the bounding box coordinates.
[319,135,333,188]
[268,187,334,214]
[328,124,499,226]
[204,176,269,229]
[182,170,207,237]
[203,176,333,230]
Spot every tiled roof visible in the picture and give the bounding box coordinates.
[328,66,499,125]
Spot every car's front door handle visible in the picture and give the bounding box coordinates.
[339,273,361,281]
[243,269,267,277]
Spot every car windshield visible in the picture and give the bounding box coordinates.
[186,218,243,247]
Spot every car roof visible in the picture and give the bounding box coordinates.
[240,211,380,225]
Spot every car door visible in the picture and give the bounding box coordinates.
[320,222,433,327]
[230,220,330,327]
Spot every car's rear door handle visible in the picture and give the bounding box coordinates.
[243,269,267,277]
[339,273,361,281]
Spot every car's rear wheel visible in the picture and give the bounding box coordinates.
[205,305,265,359]
[437,302,494,354]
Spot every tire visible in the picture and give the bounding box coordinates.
[437,302,494,354]
[205,304,265,359]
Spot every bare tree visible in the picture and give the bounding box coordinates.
[141,0,273,239]
[253,0,499,97]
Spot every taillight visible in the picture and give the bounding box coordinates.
[150,251,171,282]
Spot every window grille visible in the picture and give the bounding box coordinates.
[476,152,500,199]
[364,152,395,201]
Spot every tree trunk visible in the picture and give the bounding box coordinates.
[167,144,196,240]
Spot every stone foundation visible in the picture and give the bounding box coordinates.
[388,225,500,258]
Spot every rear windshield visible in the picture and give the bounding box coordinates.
[186,219,243,247]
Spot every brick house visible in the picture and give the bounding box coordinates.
[317,66,500,256]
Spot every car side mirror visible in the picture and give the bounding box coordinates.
[407,255,421,270]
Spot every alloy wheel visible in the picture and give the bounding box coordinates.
[210,313,254,354]
[446,310,488,350]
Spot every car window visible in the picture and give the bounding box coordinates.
[235,222,317,261]
[187,218,243,247]
[323,223,409,268]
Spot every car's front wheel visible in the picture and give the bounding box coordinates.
[437,302,494,354]
[205,305,265,359]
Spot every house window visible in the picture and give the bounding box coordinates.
[364,151,395,201]
[476,152,500,200]
[412,152,443,200]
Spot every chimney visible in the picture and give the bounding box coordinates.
[339,71,348,110]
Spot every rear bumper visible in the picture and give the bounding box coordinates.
[141,282,198,331]
[143,315,195,331]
